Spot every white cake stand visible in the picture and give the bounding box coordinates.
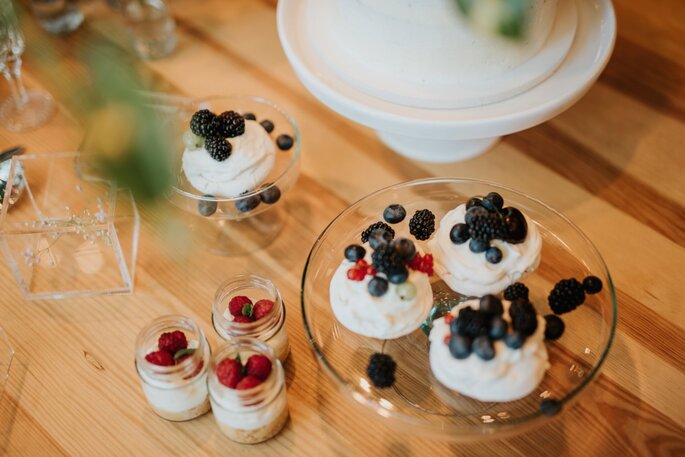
[277,0,616,163]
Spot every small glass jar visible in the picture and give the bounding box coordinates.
[212,275,290,362]
[208,338,289,444]
[135,315,211,421]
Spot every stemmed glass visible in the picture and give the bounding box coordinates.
[0,1,54,131]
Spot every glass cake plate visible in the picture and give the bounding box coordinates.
[163,95,301,255]
[301,178,616,439]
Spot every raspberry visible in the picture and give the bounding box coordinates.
[216,358,243,388]
[145,350,175,366]
[233,315,255,323]
[346,267,366,281]
[548,278,585,314]
[366,353,396,388]
[407,253,434,276]
[229,295,252,317]
[216,111,245,138]
[504,282,529,301]
[361,221,395,244]
[158,330,187,354]
[236,375,263,390]
[409,209,435,241]
[245,354,272,381]
[253,299,274,320]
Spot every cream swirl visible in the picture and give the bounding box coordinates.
[429,299,549,402]
[329,257,433,339]
[182,120,275,197]
[428,204,541,297]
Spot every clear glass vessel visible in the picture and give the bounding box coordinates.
[135,315,211,421]
[213,275,290,363]
[208,338,289,444]
[30,0,84,35]
[124,0,177,60]
[301,178,617,440]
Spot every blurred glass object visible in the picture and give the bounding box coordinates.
[124,0,177,60]
[0,1,54,131]
[30,0,84,35]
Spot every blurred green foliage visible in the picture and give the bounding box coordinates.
[457,0,531,40]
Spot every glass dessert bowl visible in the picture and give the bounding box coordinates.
[165,96,300,255]
[301,178,616,439]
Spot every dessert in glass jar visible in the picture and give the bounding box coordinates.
[208,338,289,443]
[212,275,290,362]
[135,315,211,421]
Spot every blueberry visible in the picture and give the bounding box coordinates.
[369,229,390,250]
[464,206,488,226]
[511,309,538,336]
[582,275,603,294]
[344,244,366,262]
[483,192,504,211]
[387,267,409,285]
[544,314,565,340]
[260,119,274,133]
[466,197,482,210]
[449,223,470,244]
[383,204,406,224]
[502,207,527,244]
[469,238,489,253]
[259,183,281,204]
[472,335,495,361]
[448,334,472,359]
[479,295,503,316]
[235,192,261,213]
[276,134,294,151]
[198,195,217,217]
[489,315,508,340]
[504,331,525,349]
[242,112,257,121]
[540,399,562,416]
[368,277,389,297]
[485,246,503,264]
[390,237,416,262]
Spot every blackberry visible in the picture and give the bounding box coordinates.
[276,134,294,151]
[464,206,488,226]
[391,238,416,262]
[361,221,395,244]
[450,307,487,338]
[371,244,404,275]
[217,111,245,138]
[479,295,503,316]
[235,191,260,213]
[504,282,529,301]
[583,275,603,294]
[344,244,365,262]
[205,137,232,161]
[511,309,538,336]
[509,297,535,318]
[383,204,406,224]
[409,209,435,241]
[366,353,396,388]
[544,314,565,340]
[190,109,218,138]
[548,278,585,314]
[468,211,506,242]
[260,119,275,133]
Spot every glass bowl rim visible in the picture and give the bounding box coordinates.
[300,177,617,436]
[168,94,301,204]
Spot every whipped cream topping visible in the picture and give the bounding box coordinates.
[429,299,549,402]
[138,341,209,413]
[428,204,542,297]
[182,120,275,197]
[329,253,433,339]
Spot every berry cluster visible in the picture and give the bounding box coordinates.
[228,295,275,323]
[145,330,203,377]
[548,275,603,314]
[445,295,510,361]
[189,109,246,162]
[366,353,396,388]
[449,192,528,264]
[216,354,272,390]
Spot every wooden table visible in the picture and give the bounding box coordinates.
[1,1,684,455]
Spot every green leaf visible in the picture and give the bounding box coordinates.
[242,303,254,318]
[174,348,196,360]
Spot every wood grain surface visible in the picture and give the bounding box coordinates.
[0,1,683,456]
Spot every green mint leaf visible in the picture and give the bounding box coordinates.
[174,348,196,360]
[242,302,254,318]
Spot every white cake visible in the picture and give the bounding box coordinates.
[307,0,565,109]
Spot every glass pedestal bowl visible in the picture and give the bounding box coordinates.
[165,96,300,256]
[301,178,616,440]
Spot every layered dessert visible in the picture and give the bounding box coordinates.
[181,109,276,198]
[209,343,289,444]
[137,327,210,421]
[428,192,542,297]
[330,205,436,339]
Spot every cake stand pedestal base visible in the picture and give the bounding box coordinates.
[377,131,499,163]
